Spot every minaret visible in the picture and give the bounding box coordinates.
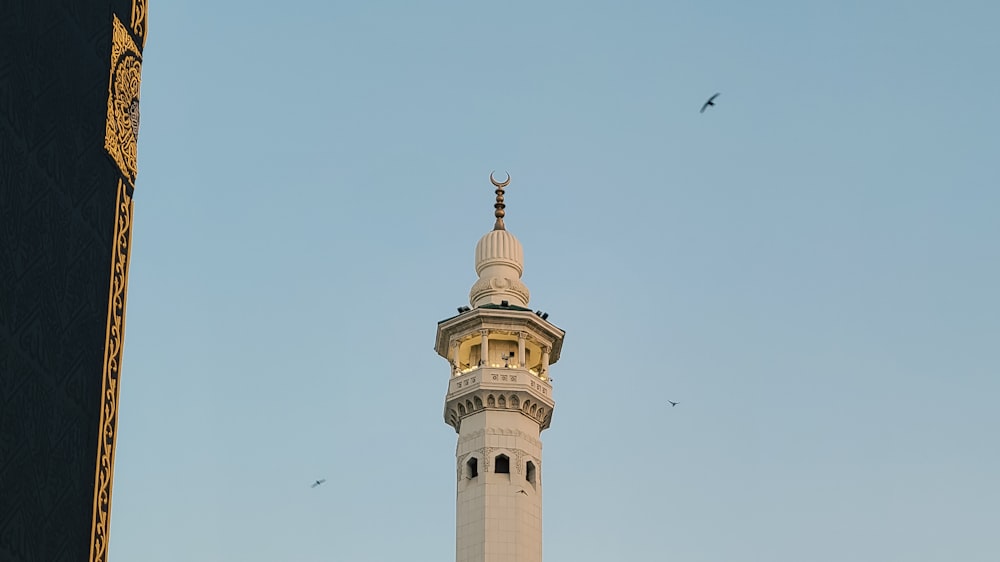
[434,173,566,562]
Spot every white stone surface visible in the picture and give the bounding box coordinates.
[455,412,543,562]
[470,229,530,307]
[441,216,566,562]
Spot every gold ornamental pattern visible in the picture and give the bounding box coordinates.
[104,15,143,186]
[131,0,149,48]
[89,179,134,562]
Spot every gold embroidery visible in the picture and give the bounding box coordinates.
[131,0,148,49]
[89,179,134,562]
[104,15,143,186]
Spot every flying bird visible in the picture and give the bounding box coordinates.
[668,401,679,407]
[516,489,528,495]
[700,93,720,113]
[310,479,327,488]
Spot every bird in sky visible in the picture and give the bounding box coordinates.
[310,479,327,488]
[516,489,528,495]
[668,401,679,407]
[700,93,720,113]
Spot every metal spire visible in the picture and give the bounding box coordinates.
[489,171,511,230]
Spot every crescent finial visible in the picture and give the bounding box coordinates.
[489,171,510,230]
[490,171,511,188]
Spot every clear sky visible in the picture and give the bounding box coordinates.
[110,1,999,560]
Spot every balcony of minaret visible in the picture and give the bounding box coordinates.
[443,365,554,432]
[436,305,565,432]
[435,307,564,376]
[450,331,551,378]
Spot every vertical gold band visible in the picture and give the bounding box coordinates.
[89,179,134,562]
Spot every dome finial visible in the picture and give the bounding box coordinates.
[489,171,510,230]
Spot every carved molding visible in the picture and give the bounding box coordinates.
[457,429,486,446]
[89,179,134,562]
[486,427,543,450]
[478,447,495,472]
[445,387,555,433]
[456,427,543,451]
[469,276,530,305]
[455,446,539,482]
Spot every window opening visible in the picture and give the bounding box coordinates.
[495,454,510,474]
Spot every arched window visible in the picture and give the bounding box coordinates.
[467,457,479,479]
[495,454,510,474]
[526,461,536,484]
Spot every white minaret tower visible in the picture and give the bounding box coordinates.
[435,173,566,562]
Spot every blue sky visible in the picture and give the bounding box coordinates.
[111,1,999,560]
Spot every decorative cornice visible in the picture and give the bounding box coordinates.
[457,429,486,445]
[445,386,554,433]
[435,308,565,364]
[486,427,543,450]
[456,427,544,451]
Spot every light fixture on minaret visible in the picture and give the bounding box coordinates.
[434,172,566,562]
[501,353,513,368]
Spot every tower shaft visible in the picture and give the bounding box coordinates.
[436,175,565,562]
[455,411,543,562]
